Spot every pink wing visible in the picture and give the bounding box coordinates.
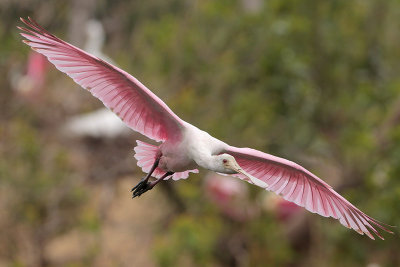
[19,17,184,142]
[224,146,393,240]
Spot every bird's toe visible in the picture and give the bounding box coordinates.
[131,177,148,192]
[131,179,153,198]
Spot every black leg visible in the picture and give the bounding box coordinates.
[131,171,174,198]
[131,167,174,198]
[149,171,174,188]
[131,157,160,197]
[143,157,160,183]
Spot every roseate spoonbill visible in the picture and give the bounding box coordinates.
[205,173,252,221]
[12,51,47,101]
[263,193,302,222]
[19,17,393,239]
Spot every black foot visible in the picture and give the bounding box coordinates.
[131,178,153,198]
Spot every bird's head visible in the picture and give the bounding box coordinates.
[216,154,268,188]
[218,154,253,178]
[218,154,242,174]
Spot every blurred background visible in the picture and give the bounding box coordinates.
[1,0,400,266]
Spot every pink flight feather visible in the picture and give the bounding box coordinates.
[224,146,394,240]
[18,17,184,143]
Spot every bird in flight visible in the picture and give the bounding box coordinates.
[19,17,393,240]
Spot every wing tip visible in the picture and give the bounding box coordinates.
[19,16,47,37]
[19,17,37,37]
[20,17,32,28]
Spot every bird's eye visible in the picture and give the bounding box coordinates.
[223,159,227,164]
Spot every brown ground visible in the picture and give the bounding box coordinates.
[45,176,172,267]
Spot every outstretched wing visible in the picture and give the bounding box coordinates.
[224,146,393,240]
[19,17,184,142]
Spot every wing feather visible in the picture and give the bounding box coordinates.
[224,146,393,239]
[19,17,185,142]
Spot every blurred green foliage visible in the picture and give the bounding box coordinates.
[1,0,400,266]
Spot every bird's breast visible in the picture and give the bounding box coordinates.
[159,124,227,172]
[159,141,197,172]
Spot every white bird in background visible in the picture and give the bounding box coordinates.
[19,17,394,240]
[63,108,130,138]
[84,19,114,65]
